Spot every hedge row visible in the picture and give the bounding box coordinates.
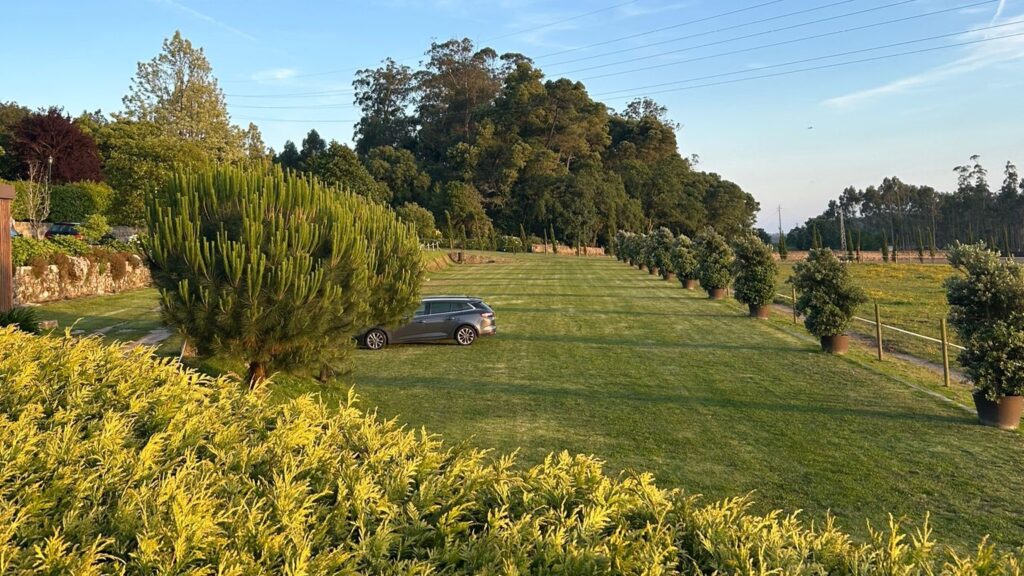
[4,179,116,223]
[0,328,1018,574]
[11,236,139,281]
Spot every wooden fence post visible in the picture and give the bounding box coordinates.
[791,286,798,324]
[940,318,951,387]
[874,303,883,361]
[0,183,15,313]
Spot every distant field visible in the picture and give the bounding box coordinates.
[777,260,960,368]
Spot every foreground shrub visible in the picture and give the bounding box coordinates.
[0,329,1022,574]
[945,242,1024,400]
[696,227,734,290]
[0,307,39,333]
[732,234,778,308]
[146,165,424,383]
[669,234,698,285]
[791,248,868,338]
[10,236,58,267]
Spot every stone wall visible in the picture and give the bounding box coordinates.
[13,254,151,305]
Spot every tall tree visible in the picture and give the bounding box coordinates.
[122,31,241,161]
[0,101,30,180]
[363,145,431,206]
[352,58,417,155]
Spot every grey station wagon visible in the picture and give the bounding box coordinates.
[360,296,496,350]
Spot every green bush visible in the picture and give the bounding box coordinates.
[669,234,697,283]
[696,228,734,290]
[77,213,112,243]
[146,165,424,384]
[47,235,90,256]
[945,242,1024,400]
[394,201,438,241]
[0,307,39,334]
[732,234,778,307]
[3,179,31,220]
[1,329,1021,574]
[790,248,868,337]
[644,227,675,279]
[48,181,115,222]
[10,236,58,267]
[496,234,524,253]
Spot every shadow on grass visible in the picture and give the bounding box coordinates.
[351,374,971,427]
[500,331,811,353]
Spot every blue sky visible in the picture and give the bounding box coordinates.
[3,0,1022,230]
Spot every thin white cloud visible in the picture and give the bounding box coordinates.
[823,16,1024,108]
[250,68,298,82]
[154,0,258,42]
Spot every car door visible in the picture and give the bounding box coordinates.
[419,301,456,339]
[391,302,428,343]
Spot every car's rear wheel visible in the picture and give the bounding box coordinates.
[455,325,477,346]
[364,329,388,350]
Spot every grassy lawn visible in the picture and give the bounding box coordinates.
[33,253,1022,550]
[778,261,959,367]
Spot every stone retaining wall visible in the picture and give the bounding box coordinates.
[14,254,151,305]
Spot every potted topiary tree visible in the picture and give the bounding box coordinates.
[696,228,734,300]
[732,234,778,318]
[648,227,675,280]
[790,248,867,354]
[670,235,698,290]
[945,242,1024,430]
[639,233,658,274]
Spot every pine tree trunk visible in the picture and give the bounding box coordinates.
[246,361,267,387]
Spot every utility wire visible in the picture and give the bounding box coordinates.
[224,0,644,84]
[231,22,1024,124]
[226,0,994,110]
[534,0,805,59]
[595,24,1024,99]
[546,0,924,70]
[577,0,996,80]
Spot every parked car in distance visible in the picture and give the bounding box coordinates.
[360,296,496,350]
[8,219,19,238]
[45,222,83,240]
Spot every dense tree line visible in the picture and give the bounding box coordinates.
[273,38,759,247]
[787,156,1024,254]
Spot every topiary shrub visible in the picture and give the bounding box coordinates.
[790,248,868,338]
[145,165,424,384]
[48,181,115,222]
[646,227,675,279]
[669,234,698,285]
[945,242,1024,400]
[1,328,1022,573]
[732,234,778,309]
[696,227,734,291]
[0,307,39,334]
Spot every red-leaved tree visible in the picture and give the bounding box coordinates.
[13,107,102,183]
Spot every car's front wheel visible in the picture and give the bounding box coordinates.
[455,325,477,346]
[364,329,388,350]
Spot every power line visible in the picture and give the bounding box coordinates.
[533,0,800,59]
[596,27,1024,101]
[226,0,995,111]
[231,23,1024,124]
[546,0,923,71]
[479,0,644,43]
[224,0,645,85]
[577,0,996,81]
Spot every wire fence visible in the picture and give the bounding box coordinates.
[774,291,964,387]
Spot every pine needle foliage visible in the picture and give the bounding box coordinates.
[145,165,423,383]
[731,234,777,308]
[2,329,1023,574]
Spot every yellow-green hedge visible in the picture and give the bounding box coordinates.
[0,328,1020,574]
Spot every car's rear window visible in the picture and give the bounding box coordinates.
[471,301,493,312]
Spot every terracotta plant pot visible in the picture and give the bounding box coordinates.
[973,393,1023,430]
[707,287,727,300]
[819,334,850,355]
[683,279,698,290]
[649,267,657,275]
[749,304,770,319]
